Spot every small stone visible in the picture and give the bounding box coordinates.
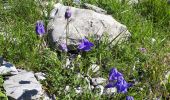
[165,71,170,79]
[91,77,106,86]
[35,72,46,81]
[91,64,100,73]
[75,87,82,94]
[77,73,84,79]
[64,85,70,92]
[41,91,56,100]
[91,85,94,90]
[104,87,117,95]
[63,58,71,68]
[95,85,104,95]
[151,38,156,44]
[0,62,18,75]
[127,0,139,5]
[162,71,170,84]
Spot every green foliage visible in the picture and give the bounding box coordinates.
[134,0,170,28]
[0,76,7,100]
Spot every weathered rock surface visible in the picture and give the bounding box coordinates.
[91,77,106,86]
[91,64,100,73]
[104,87,117,95]
[3,70,43,100]
[48,3,131,50]
[95,85,104,95]
[0,59,18,75]
[75,86,83,94]
[35,72,46,81]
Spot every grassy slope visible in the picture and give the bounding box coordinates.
[0,0,169,99]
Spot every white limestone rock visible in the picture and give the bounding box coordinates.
[91,77,106,86]
[3,70,43,100]
[48,3,131,50]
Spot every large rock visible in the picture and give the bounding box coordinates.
[3,70,43,100]
[48,3,131,50]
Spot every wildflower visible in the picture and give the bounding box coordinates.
[78,37,94,51]
[59,43,68,52]
[114,76,129,93]
[65,8,72,19]
[35,20,46,36]
[105,68,132,93]
[139,47,146,53]
[109,68,123,81]
[126,96,134,100]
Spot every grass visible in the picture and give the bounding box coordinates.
[0,0,170,99]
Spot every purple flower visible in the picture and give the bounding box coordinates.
[105,68,132,93]
[126,96,134,100]
[65,8,72,19]
[78,37,94,51]
[35,20,46,36]
[109,68,123,81]
[115,76,128,93]
[59,43,68,52]
[139,47,146,53]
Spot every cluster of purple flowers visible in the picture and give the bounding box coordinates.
[105,68,132,93]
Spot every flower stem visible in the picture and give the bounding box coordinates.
[65,19,69,68]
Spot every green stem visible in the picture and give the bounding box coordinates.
[65,19,69,68]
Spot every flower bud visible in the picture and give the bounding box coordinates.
[65,8,71,19]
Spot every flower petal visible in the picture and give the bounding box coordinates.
[105,83,114,88]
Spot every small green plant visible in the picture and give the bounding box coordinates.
[0,76,7,100]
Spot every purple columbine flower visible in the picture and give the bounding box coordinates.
[35,20,46,36]
[78,37,94,52]
[105,68,132,93]
[65,8,72,19]
[114,76,129,93]
[126,96,134,100]
[109,68,123,81]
